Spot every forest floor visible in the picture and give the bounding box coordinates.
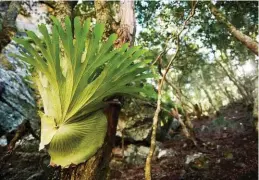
[0,101,257,180]
[110,101,258,180]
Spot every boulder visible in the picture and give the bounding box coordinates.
[157,148,177,159]
[123,144,150,165]
[185,152,210,170]
[0,67,39,135]
[117,98,155,141]
[0,2,51,135]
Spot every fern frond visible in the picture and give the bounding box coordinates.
[12,16,152,167]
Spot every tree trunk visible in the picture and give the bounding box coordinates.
[217,60,250,104]
[45,1,75,22]
[202,86,217,111]
[94,0,114,38]
[193,104,202,120]
[218,83,235,103]
[209,3,258,55]
[57,1,136,179]
[223,86,235,102]
[116,0,136,47]
[164,77,198,145]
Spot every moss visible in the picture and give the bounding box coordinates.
[0,54,15,71]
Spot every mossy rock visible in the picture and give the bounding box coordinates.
[224,151,234,160]
[190,156,210,170]
[0,55,15,71]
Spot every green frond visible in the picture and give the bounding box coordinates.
[13,16,152,167]
[48,111,107,167]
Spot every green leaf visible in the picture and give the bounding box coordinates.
[48,110,107,167]
[39,112,58,150]
[13,16,151,167]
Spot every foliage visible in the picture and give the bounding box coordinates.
[208,116,239,133]
[12,16,151,167]
[135,1,258,112]
[212,116,230,128]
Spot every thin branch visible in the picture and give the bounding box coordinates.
[144,1,198,179]
[165,77,193,110]
[151,35,175,67]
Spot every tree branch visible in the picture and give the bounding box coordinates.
[209,2,258,56]
[144,1,198,179]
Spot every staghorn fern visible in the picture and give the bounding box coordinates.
[12,16,152,167]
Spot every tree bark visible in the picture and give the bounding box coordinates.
[42,1,76,23]
[94,0,114,38]
[0,1,21,52]
[209,3,258,56]
[115,0,136,47]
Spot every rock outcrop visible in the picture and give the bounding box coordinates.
[117,98,156,142]
[0,2,51,135]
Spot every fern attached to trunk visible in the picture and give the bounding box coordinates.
[12,16,151,167]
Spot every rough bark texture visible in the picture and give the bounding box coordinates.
[115,0,136,47]
[94,0,111,25]
[43,1,75,23]
[209,3,258,56]
[0,1,21,52]
[94,0,115,39]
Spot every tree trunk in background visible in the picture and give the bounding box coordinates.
[202,86,217,111]
[227,65,253,103]
[116,0,136,47]
[0,1,21,52]
[182,108,198,146]
[59,1,136,179]
[165,78,198,145]
[209,3,258,56]
[218,83,235,103]
[218,50,254,104]
[223,86,235,103]
[217,60,251,104]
